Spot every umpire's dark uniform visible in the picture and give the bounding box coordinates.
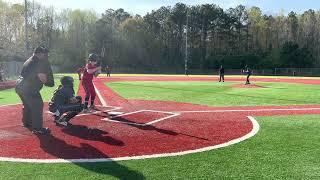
[15,47,54,133]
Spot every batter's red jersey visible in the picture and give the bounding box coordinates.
[76,67,85,74]
[82,63,96,82]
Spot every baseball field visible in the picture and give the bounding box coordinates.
[0,74,320,179]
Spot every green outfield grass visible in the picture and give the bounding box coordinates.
[1,76,320,179]
[97,73,320,79]
[0,75,80,105]
[107,81,320,106]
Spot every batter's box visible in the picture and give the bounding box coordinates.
[94,105,122,112]
[102,110,180,126]
[46,105,122,117]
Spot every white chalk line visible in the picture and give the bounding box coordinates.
[145,113,180,125]
[94,82,108,107]
[176,107,320,113]
[102,109,180,126]
[0,103,21,108]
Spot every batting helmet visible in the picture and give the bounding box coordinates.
[88,53,98,62]
[60,76,74,87]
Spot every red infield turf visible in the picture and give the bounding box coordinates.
[0,80,16,90]
[1,76,320,162]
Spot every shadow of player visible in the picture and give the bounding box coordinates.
[112,116,178,136]
[61,124,124,146]
[36,134,145,179]
[112,116,210,141]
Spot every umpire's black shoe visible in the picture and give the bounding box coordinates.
[32,127,51,135]
[22,124,31,128]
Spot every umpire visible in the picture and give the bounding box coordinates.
[15,47,54,134]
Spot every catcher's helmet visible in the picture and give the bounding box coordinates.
[60,76,74,87]
[88,53,98,62]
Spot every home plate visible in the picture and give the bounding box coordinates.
[108,111,124,115]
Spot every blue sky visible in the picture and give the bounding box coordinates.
[6,0,320,16]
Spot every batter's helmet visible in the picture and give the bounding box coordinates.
[60,76,74,87]
[88,53,98,62]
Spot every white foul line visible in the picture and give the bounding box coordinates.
[176,107,320,113]
[0,116,260,163]
[111,110,146,119]
[95,105,122,112]
[0,103,21,107]
[145,113,180,125]
[94,82,107,106]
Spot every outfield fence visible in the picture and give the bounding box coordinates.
[0,61,23,81]
[104,67,320,77]
[2,63,316,78]
[209,68,320,76]
[105,68,276,76]
[0,61,60,82]
[274,68,320,76]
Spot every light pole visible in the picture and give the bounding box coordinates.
[185,7,189,76]
[24,0,29,53]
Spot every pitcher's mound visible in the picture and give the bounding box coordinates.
[232,84,265,88]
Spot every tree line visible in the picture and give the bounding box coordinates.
[0,1,318,73]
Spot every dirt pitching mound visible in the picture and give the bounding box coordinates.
[232,84,265,88]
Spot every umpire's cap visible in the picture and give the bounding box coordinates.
[88,53,98,62]
[34,46,49,54]
[60,76,74,87]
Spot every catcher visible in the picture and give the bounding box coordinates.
[49,76,83,126]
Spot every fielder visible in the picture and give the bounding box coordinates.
[219,65,225,82]
[243,65,252,85]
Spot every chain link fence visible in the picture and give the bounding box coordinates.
[0,61,23,82]
[105,67,320,77]
[274,68,320,77]
[1,62,318,78]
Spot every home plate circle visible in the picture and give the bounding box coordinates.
[0,104,258,163]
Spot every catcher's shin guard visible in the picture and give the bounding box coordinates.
[75,96,82,103]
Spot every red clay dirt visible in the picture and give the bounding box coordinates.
[232,84,266,88]
[0,80,16,90]
[1,76,320,161]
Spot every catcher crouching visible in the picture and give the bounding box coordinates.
[49,76,84,126]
